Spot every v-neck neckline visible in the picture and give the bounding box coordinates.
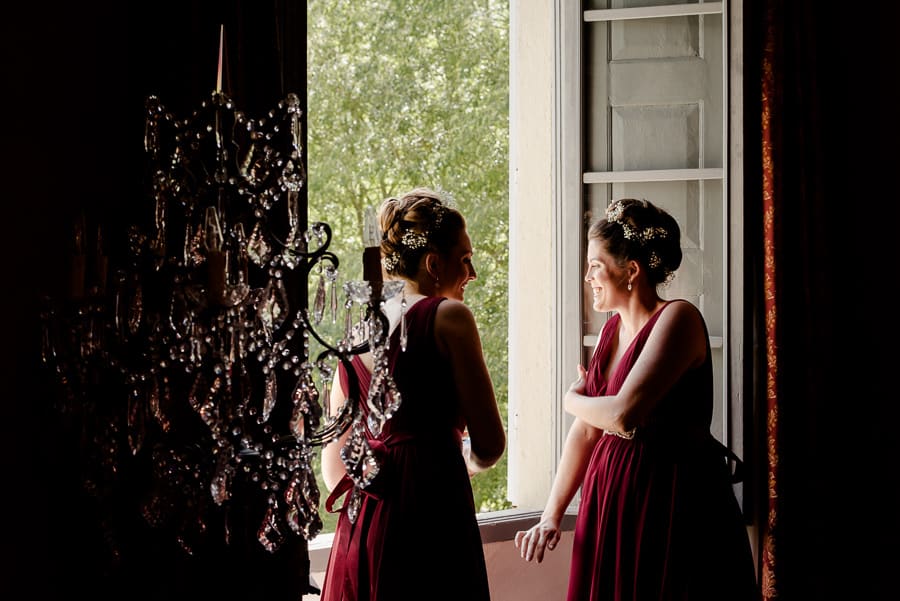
[602,300,673,383]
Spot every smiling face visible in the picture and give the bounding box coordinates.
[584,237,628,313]
[435,228,477,301]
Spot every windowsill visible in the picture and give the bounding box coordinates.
[308,507,579,572]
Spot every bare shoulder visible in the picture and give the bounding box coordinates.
[434,298,480,350]
[435,298,477,326]
[659,299,705,328]
[654,300,707,360]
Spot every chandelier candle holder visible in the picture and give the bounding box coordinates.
[40,76,403,561]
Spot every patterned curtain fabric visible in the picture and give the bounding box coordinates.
[759,1,779,593]
[756,1,829,597]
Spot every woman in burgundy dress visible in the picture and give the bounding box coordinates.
[320,188,506,601]
[515,199,757,600]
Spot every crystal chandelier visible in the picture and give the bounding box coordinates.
[39,71,401,559]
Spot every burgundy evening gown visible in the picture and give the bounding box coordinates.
[567,300,757,601]
[321,296,490,601]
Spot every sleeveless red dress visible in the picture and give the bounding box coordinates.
[567,300,757,601]
[321,296,490,601]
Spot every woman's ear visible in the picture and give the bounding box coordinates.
[424,252,441,278]
[627,259,640,281]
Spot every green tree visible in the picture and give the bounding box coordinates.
[306,0,511,532]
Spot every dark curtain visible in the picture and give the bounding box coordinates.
[747,2,900,599]
[3,1,312,600]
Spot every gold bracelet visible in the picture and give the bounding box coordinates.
[608,428,636,439]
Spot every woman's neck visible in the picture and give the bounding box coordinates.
[618,293,665,339]
[380,279,428,331]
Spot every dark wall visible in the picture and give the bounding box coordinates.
[3,4,126,599]
[2,2,310,599]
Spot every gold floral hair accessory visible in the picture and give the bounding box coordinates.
[605,201,669,246]
[382,226,430,274]
[432,203,446,230]
[400,229,429,249]
[381,197,449,274]
[605,200,626,223]
[606,200,675,283]
[382,253,399,272]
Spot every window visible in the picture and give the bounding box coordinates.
[308,0,747,579]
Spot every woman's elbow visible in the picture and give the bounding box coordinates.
[607,404,643,437]
[472,431,506,469]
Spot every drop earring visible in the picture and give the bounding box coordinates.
[627,281,633,291]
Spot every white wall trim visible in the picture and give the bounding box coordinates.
[507,0,557,509]
[584,2,723,22]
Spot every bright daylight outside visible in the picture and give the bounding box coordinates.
[305,0,512,533]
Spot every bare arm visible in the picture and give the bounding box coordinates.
[564,301,707,433]
[434,299,506,472]
[515,418,602,562]
[321,367,353,492]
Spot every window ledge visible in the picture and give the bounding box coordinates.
[308,507,578,572]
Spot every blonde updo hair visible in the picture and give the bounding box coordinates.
[379,187,466,280]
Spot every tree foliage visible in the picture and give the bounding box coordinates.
[307,0,511,531]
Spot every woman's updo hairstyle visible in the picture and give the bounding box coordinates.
[378,187,466,279]
[589,198,682,287]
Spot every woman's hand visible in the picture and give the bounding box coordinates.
[514,516,562,563]
[567,364,587,396]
